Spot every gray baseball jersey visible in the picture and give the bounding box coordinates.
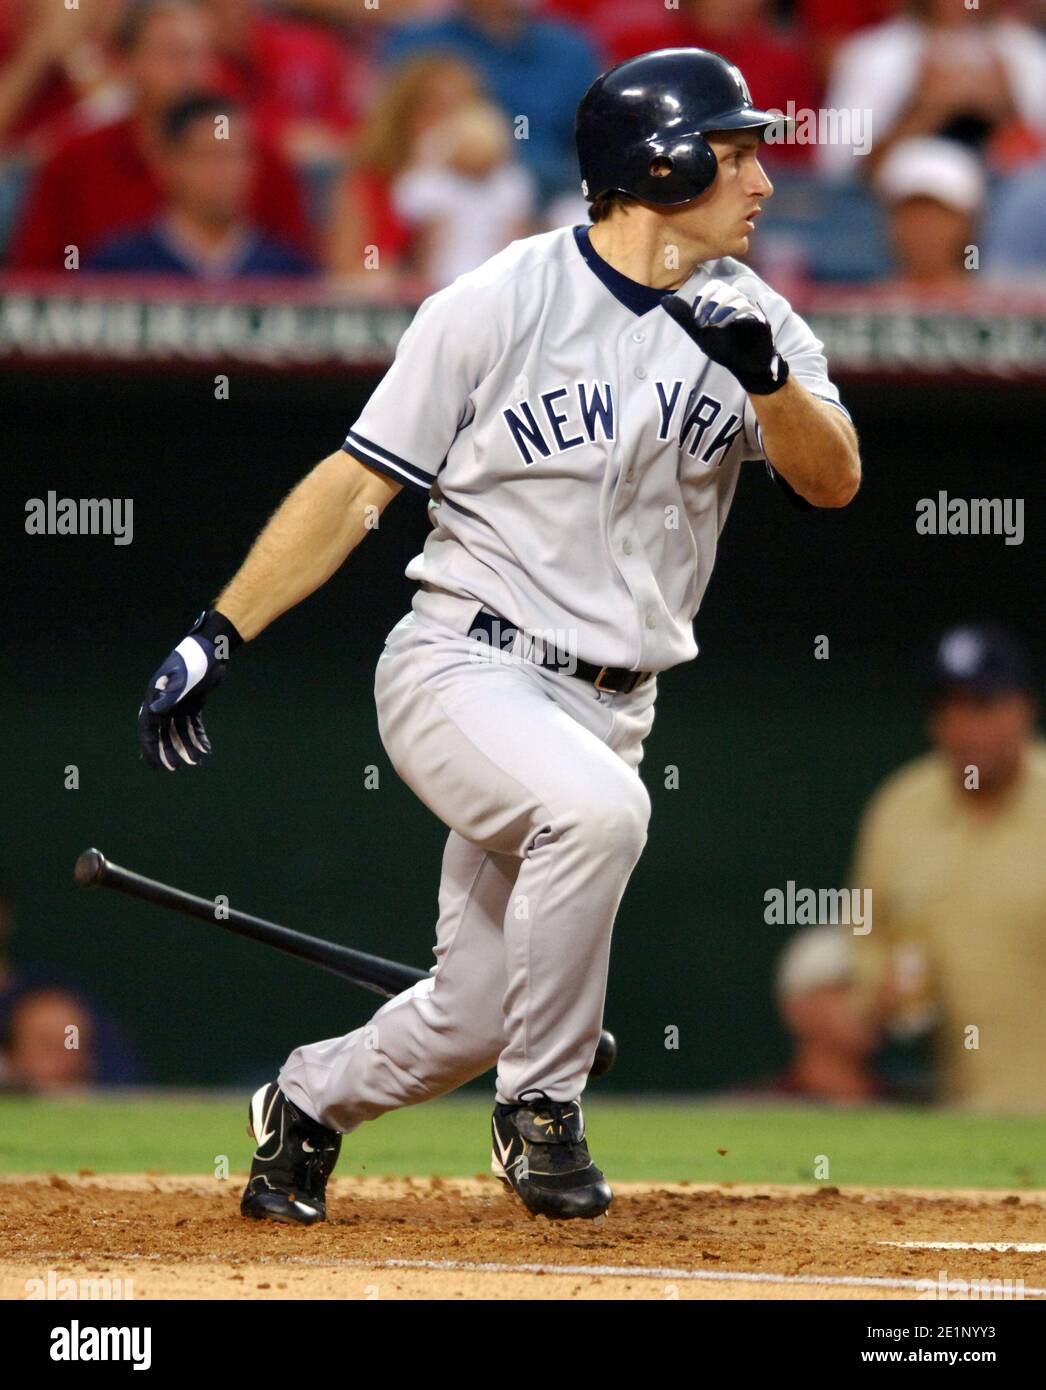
[344,223,850,672]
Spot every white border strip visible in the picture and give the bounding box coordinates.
[97,1253,1046,1296]
[236,1255,1046,1296]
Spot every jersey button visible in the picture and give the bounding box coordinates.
[646,614,657,630]
[634,367,647,380]
[623,539,633,555]
[632,331,646,343]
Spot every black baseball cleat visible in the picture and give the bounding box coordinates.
[240,1082,342,1226]
[491,1091,612,1220]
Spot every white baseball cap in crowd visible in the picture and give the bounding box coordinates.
[874,137,986,215]
[775,925,854,1000]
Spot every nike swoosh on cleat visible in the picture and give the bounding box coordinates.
[252,1088,279,1150]
[493,1126,516,1168]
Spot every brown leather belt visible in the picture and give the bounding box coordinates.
[467,608,654,695]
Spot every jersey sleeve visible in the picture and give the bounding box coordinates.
[739,289,851,452]
[731,274,852,505]
[343,281,499,495]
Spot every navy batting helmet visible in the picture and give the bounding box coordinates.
[575,48,780,206]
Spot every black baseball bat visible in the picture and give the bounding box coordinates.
[74,849,617,1079]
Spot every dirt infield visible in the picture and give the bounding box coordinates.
[2,1174,1044,1300]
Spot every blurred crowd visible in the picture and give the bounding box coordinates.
[2,0,1046,289]
[768,625,1046,1114]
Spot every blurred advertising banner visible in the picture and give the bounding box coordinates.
[2,274,1045,379]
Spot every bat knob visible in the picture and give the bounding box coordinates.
[589,1029,618,1079]
[74,848,107,889]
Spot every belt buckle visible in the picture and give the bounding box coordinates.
[594,666,619,694]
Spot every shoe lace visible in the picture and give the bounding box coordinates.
[514,1089,582,1145]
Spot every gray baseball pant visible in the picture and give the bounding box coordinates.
[279,601,657,1132]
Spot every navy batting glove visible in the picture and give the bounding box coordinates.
[138,609,243,772]
[662,279,789,395]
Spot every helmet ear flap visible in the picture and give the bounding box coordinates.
[689,132,719,197]
[631,133,719,204]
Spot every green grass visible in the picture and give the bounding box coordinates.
[2,1094,1045,1189]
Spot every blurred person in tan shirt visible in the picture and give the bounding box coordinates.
[851,625,1046,1112]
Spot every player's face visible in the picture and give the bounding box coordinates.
[930,691,1036,792]
[680,131,773,259]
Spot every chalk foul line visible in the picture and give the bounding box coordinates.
[877,1251,1046,1262]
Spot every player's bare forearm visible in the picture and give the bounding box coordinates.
[750,379,861,508]
[215,451,401,640]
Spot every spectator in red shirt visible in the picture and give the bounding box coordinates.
[86,94,315,278]
[205,0,361,165]
[325,52,482,283]
[8,0,309,270]
[0,0,128,158]
[607,0,821,165]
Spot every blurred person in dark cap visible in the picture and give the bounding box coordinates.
[848,625,1045,1111]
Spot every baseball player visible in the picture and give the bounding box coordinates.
[138,49,861,1224]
